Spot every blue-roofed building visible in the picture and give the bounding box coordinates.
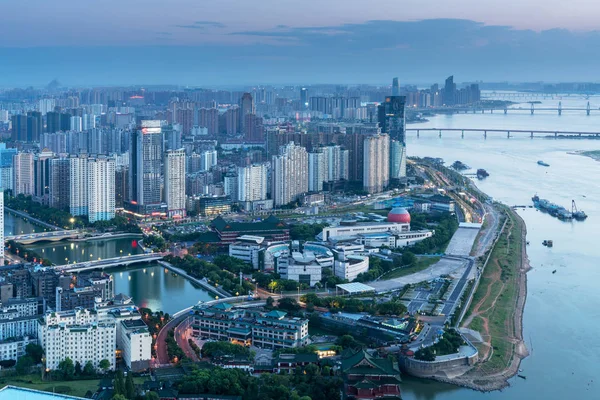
[0,386,85,399]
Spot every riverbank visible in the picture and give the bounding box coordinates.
[4,207,63,231]
[445,206,530,391]
[158,260,230,298]
[568,149,600,161]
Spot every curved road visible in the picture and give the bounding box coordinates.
[156,314,188,365]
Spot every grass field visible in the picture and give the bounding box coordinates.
[379,257,441,280]
[0,374,146,398]
[462,207,524,374]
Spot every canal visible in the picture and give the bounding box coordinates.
[4,212,214,314]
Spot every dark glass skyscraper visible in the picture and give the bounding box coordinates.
[378,79,407,179]
[444,75,456,106]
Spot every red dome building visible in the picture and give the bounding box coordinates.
[387,207,411,224]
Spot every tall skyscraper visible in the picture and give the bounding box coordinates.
[240,93,254,132]
[127,121,164,215]
[300,88,309,109]
[0,144,17,192]
[11,112,41,142]
[164,149,186,218]
[164,125,182,151]
[363,134,390,194]
[238,164,268,202]
[378,80,407,179]
[444,75,456,106]
[200,150,218,171]
[38,98,56,116]
[272,142,308,206]
[392,78,400,96]
[13,153,35,195]
[70,116,83,132]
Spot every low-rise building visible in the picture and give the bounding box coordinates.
[0,335,35,361]
[191,303,308,349]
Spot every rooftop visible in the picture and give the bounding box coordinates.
[0,386,85,399]
[336,282,376,295]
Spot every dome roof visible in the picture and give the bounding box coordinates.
[388,207,411,224]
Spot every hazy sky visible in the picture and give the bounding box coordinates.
[2,0,600,86]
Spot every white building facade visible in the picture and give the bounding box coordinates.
[164,149,186,217]
[272,142,308,206]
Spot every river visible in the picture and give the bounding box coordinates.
[402,94,600,399]
[3,212,214,314]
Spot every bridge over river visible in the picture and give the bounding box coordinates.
[407,127,600,138]
[54,253,167,273]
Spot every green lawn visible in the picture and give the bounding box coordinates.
[379,257,441,280]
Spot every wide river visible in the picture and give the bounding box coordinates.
[4,213,213,314]
[402,94,600,399]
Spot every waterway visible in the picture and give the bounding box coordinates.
[3,212,214,315]
[402,94,600,399]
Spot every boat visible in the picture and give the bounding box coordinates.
[542,240,553,247]
[532,195,573,220]
[518,374,527,380]
[537,160,550,167]
[571,200,588,221]
[552,270,557,274]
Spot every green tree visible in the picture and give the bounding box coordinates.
[83,361,95,376]
[414,346,436,361]
[114,370,125,395]
[277,297,300,312]
[74,361,82,376]
[144,392,160,400]
[99,359,111,373]
[24,343,44,364]
[111,395,127,400]
[266,296,275,308]
[125,373,136,399]
[15,355,34,375]
[336,335,359,350]
[57,357,75,380]
[401,250,417,266]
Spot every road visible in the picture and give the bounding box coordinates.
[473,203,501,257]
[155,314,188,365]
[174,317,199,362]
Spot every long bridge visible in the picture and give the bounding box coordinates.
[407,127,600,138]
[417,101,596,115]
[6,230,82,244]
[54,253,167,273]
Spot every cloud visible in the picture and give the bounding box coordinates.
[175,21,226,30]
[4,19,600,85]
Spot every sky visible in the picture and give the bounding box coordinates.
[2,0,600,86]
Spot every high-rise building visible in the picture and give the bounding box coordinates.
[115,166,128,209]
[378,83,407,180]
[300,88,309,109]
[11,113,42,142]
[0,144,17,192]
[197,108,219,136]
[244,114,264,142]
[444,75,456,106]
[164,149,186,218]
[70,116,83,132]
[272,142,308,206]
[240,93,255,132]
[177,108,194,135]
[70,155,115,222]
[164,124,182,151]
[200,150,218,171]
[87,157,116,222]
[49,157,70,210]
[392,78,400,96]
[69,155,89,216]
[82,114,96,131]
[0,190,3,266]
[34,149,54,205]
[13,153,35,195]
[238,164,268,202]
[38,99,56,116]
[363,134,390,194]
[308,151,327,192]
[127,121,164,216]
[224,107,239,135]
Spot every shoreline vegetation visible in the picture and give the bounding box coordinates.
[569,149,600,161]
[443,205,529,391]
